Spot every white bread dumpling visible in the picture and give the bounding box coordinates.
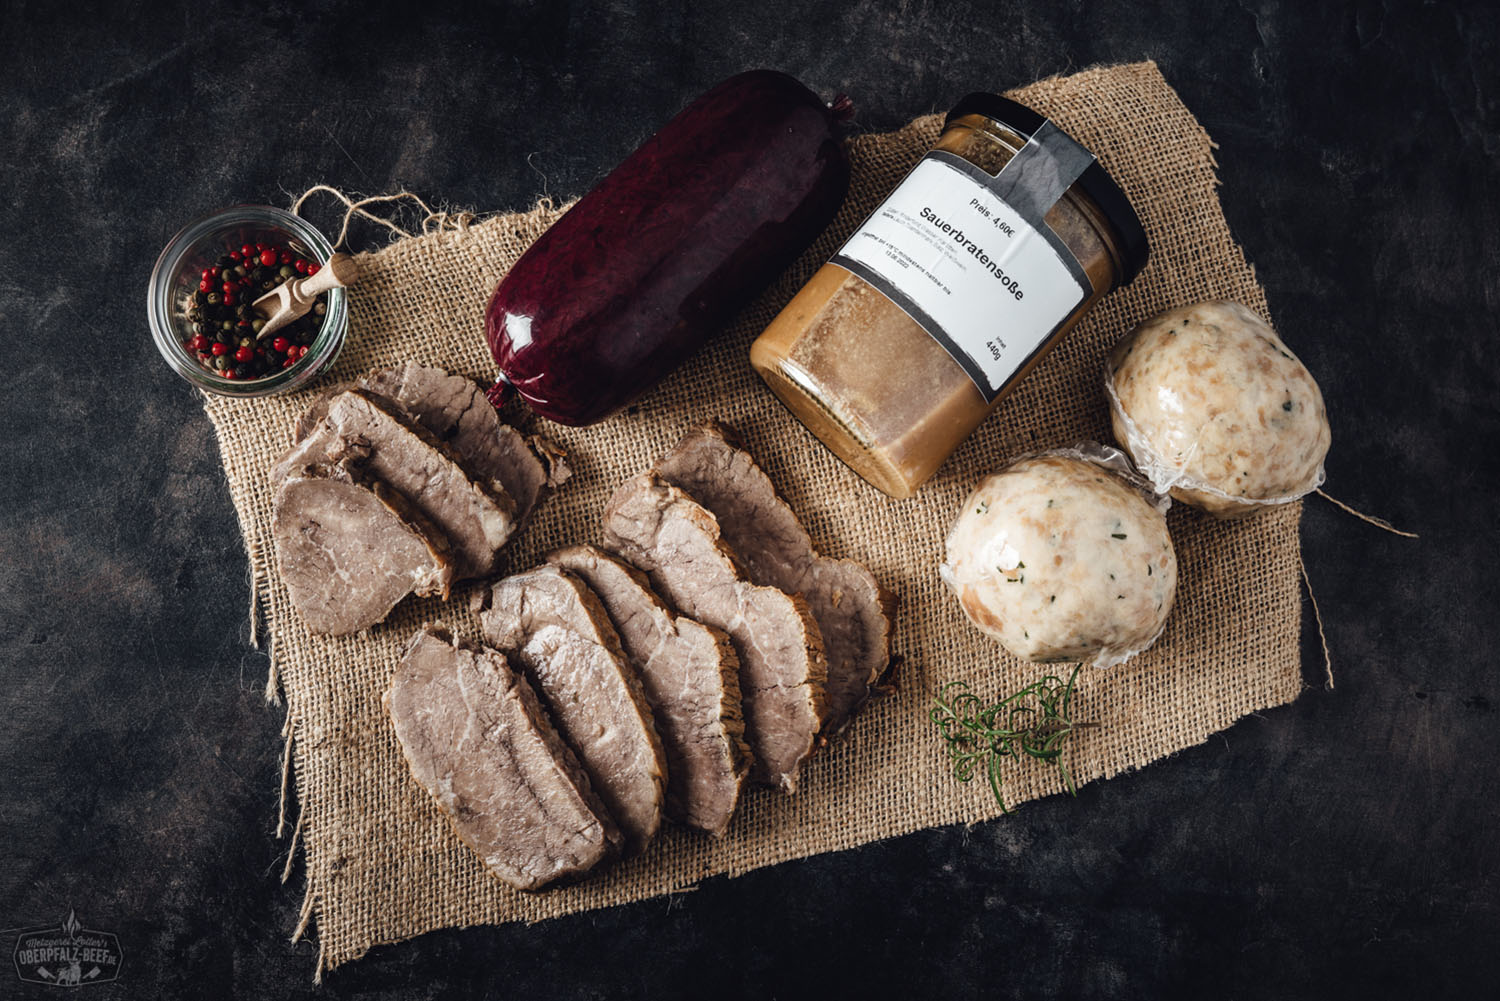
[1105,301,1331,518]
[940,454,1177,668]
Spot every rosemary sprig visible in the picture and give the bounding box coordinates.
[929,665,1096,812]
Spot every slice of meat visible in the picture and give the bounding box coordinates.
[294,363,569,524]
[602,474,827,793]
[291,381,355,442]
[272,460,453,636]
[548,544,750,836]
[385,625,621,891]
[656,422,897,733]
[275,389,516,578]
[476,566,666,853]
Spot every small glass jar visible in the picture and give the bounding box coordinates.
[751,94,1149,498]
[148,205,347,397]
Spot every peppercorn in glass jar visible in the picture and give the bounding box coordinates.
[148,205,348,397]
[751,95,1149,498]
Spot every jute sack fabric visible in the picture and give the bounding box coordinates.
[203,61,1305,977]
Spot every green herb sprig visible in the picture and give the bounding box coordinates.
[929,665,1096,812]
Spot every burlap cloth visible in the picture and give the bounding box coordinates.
[202,62,1304,977]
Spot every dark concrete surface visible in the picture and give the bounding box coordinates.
[2,1,1496,997]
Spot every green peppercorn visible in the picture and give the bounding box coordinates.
[214,355,230,371]
[278,265,295,279]
[313,301,326,316]
[206,292,221,306]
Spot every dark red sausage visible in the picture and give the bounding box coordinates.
[485,70,852,426]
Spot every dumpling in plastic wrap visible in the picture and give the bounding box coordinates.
[1105,301,1331,518]
[940,451,1177,668]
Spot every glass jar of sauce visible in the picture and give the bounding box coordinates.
[751,94,1149,498]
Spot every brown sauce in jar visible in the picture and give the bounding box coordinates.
[752,100,1147,498]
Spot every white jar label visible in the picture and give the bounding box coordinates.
[831,144,1092,402]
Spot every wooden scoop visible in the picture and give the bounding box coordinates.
[253,252,359,341]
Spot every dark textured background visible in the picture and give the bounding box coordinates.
[2,1,1496,997]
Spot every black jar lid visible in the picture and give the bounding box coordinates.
[945,93,1150,285]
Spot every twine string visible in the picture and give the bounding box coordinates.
[292,883,316,944]
[1315,488,1418,538]
[264,637,282,705]
[290,185,477,251]
[280,802,306,884]
[276,718,295,838]
[248,563,260,649]
[1298,553,1335,690]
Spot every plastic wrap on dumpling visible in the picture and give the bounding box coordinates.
[940,445,1177,669]
[1105,301,1331,518]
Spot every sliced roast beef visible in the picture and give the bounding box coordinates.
[275,389,516,578]
[477,566,666,853]
[386,625,621,891]
[272,460,453,635]
[294,363,568,524]
[547,544,750,836]
[291,381,354,443]
[656,422,896,733]
[602,474,827,793]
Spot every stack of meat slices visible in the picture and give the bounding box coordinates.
[385,422,897,891]
[269,362,570,635]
